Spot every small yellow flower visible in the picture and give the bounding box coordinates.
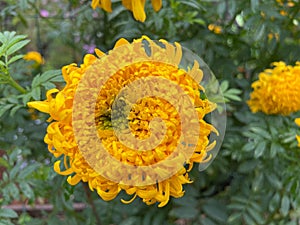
[248,62,300,115]
[280,10,287,16]
[23,51,44,65]
[28,36,217,207]
[287,1,295,7]
[208,24,222,34]
[268,33,279,41]
[91,0,162,22]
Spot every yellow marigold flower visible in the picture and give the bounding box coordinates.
[280,10,287,16]
[91,0,162,22]
[28,36,218,207]
[208,24,222,34]
[248,61,300,115]
[296,118,300,147]
[23,51,44,65]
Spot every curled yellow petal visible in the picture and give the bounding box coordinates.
[151,0,162,11]
[53,160,73,175]
[27,101,49,113]
[101,0,112,12]
[114,38,130,48]
[121,193,137,204]
[132,0,146,22]
[295,118,300,127]
[95,48,106,58]
[67,174,81,185]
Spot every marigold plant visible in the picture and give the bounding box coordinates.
[28,36,218,207]
[247,61,300,115]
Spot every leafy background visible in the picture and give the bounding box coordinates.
[0,0,300,224]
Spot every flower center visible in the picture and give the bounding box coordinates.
[95,61,201,166]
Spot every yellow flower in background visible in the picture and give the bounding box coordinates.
[91,0,162,22]
[23,51,44,65]
[208,24,222,34]
[247,61,300,115]
[28,36,217,207]
[296,118,300,147]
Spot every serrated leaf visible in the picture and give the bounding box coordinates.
[10,105,23,117]
[31,87,41,100]
[119,217,141,225]
[9,162,23,180]
[18,163,39,179]
[249,127,271,140]
[227,213,241,224]
[6,39,30,55]
[0,208,18,218]
[220,81,229,92]
[247,206,264,224]
[7,54,24,65]
[269,192,280,212]
[242,142,255,152]
[243,213,256,225]
[280,195,290,216]
[238,160,258,173]
[202,200,228,222]
[170,206,198,219]
[254,141,266,158]
[0,104,14,117]
[266,173,282,190]
[200,217,217,225]
[252,173,264,192]
[0,157,9,168]
[19,182,34,199]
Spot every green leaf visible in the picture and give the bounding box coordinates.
[18,163,40,179]
[265,173,282,190]
[202,200,228,222]
[254,141,266,158]
[227,213,241,224]
[249,127,272,140]
[31,87,41,100]
[243,213,256,225]
[238,160,258,173]
[280,195,290,216]
[169,206,198,219]
[269,192,280,212]
[0,157,9,168]
[20,182,34,199]
[0,104,14,117]
[9,161,22,180]
[6,39,30,55]
[252,173,264,192]
[251,0,259,12]
[10,105,23,117]
[220,80,229,92]
[119,217,141,225]
[200,217,217,225]
[247,206,264,224]
[0,208,18,218]
[7,54,24,65]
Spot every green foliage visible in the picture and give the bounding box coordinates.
[0,0,300,224]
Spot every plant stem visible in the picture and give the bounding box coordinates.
[7,76,27,94]
[83,184,102,225]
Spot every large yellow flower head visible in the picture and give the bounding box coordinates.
[247,61,300,115]
[91,0,162,22]
[28,36,224,207]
